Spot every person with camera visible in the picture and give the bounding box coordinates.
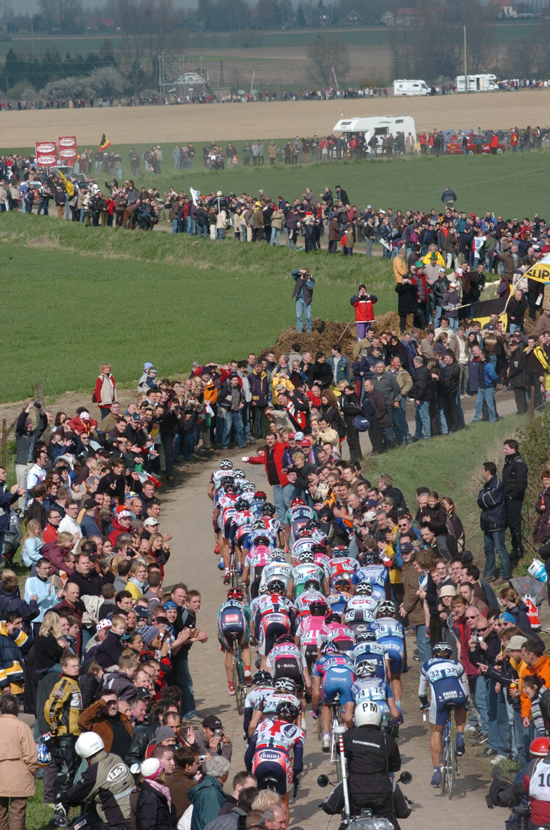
[321,701,403,823]
[194,715,233,773]
[15,401,48,510]
[291,269,315,334]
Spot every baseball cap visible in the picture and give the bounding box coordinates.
[508,635,528,650]
[97,618,112,631]
[364,511,377,522]
[135,686,152,701]
[135,606,149,620]
[202,715,223,731]
[163,601,178,610]
[498,612,516,624]
[143,517,160,527]
[117,510,132,520]
[400,543,414,554]
[294,432,305,441]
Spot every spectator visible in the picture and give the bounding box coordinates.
[477,461,510,583]
[188,756,231,830]
[0,694,38,830]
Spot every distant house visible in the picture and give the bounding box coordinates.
[396,7,416,25]
[345,9,361,24]
[381,11,395,25]
[490,0,517,16]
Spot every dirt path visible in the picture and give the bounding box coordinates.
[2,88,549,145]
[158,442,507,830]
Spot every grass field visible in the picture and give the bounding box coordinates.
[0,212,398,402]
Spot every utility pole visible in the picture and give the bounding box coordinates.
[220,61,224,88]
[250,70,255,96]
[463,23,468,94]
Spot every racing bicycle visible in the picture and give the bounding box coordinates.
[440,703,461,798]
[231,634,247,715]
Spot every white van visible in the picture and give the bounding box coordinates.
[332,115,416,142]
[456,74,498,92]
[392,79,430,97]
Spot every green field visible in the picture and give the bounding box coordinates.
[0,212,398,402]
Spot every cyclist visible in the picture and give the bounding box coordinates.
[207,459,234,501]
[266,633,304,691]
[218,588,254,695]
[242,533,273,600]
[344,582,379,633]
[245,700,304,823]
[285,499,316,548]
[295,599,328,693]
[352,630,390,682]
[352,550,392,601]
[262,502,285,548]
[327,576,353,616]
[351,660,401,722]
[254,583,295,669]
[294,587,329,621]
[244,670,274,736]
[289,557,328,600]
[231,497,255,568]
[213,480,241,583]
[326,546,358,587]
[524,738,550,828]
[258,550,294,595]
[247,676,302,738]
[418,641,469,788]
[370,600,406,706]
[318,612,355,654]
[248,490,268,518]
[312,642,355,751]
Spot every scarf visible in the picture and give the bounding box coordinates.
[530,686,548,737]
[286,398,306,430]
[148,779,171,809]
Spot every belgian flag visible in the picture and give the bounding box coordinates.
[99,134,111,151]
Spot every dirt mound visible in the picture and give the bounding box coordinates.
[270,312,423,362]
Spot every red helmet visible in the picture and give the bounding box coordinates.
[531,737,550,757]
[291,497,305,507]
[227,588,244,601]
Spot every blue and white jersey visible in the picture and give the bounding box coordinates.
[352,641,388,681]
[351,677,394,714]
[370,617,405,649]
[418,657,468,699]
[352,564,389,600]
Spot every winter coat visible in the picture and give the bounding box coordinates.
[401,561,425,625]
[15,410,47,466]
[502,452,528,500]
[361,387,391,429]
[0,714,38,797]
[189,775,226,830]
[0,587,38,628]
[477,475,508,533]
[409,366,433,402]
[248,372,269,408]
[508,349,528,389]
[136,780,173,830]
[34,633,64,674]
[0,484,18,533]
[94,630,125,670]
[350,293,377,322]
[78,697,133,753]
[394,282,417,315]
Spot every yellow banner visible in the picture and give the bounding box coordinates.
[522,258,550,285]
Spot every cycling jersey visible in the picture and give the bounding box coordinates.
[327,592,351,616]
[291,563,326,598]
[266,642,304,688]
[352,641,388,682]
[312,653,355,707]
[246,528,278,550]
[369,617,405,674]
[294,590,327,620]
[344,595,379,631]
[351,564,390,601]
[259,562,294,594]
[244,685,275,733]
[254,595,295,656]
[326,557,358,585]
[318,621,355,653]
[296,614,326,659]
[418,657,469,726]
[291,537,316,561]
[351,677,394,715]
[257,691,301,716]
[211,470,234,490]
[245,545,273,599]
[232,510,254,544]
[245,718,305,795]
[265,517,282,538]
[217,600,252,650]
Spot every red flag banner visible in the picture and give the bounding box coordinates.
[35,141,57,167]
[58,136,78,163]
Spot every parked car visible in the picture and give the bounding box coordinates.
[446,138,506,155]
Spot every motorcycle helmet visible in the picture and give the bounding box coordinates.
[75,732,105,759]
[531,737,550,757]
[36,741,51,767]
[354,701,382,728]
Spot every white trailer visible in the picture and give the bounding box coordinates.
[392,79,431,96]
[456,74,498,92]
[333,115,416,142]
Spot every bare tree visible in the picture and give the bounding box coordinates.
[307,33,350,87]
[117,0,183,95]
[412,0,462,80]
[461,0,497,74]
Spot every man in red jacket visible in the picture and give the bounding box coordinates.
[243,433,290,523]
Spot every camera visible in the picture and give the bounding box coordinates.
[214,727,223,739]
[477,634,484,644]
[34,401,42,408]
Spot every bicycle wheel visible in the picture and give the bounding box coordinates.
[447,735,456,799]
[233,650,246,715]
[440,722,449,795]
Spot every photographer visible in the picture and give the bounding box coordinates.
[15,401,48,508]
[157,402,182,483]
[194,715,233,773]
[291,268,315,334]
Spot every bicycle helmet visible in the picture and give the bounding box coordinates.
[254,491,267,502]
[251,520,266,530]
[359,551,380,566]
[220,459,233,470]
[220,476,233,488]
[242,483,256,493]
[377,600,396,617]
[311,543,327,555]
[355,582,374,596]
[325,612,342,624]
[298,551,315,564]
[262,503,277,517]
[321,643,339,656]
[304,578,320,591]
[354,700,382,728]
[233,469,246,479]
[355,630,377,643]
[267,580,285,595]
[253,670,272,687]
[297,527,314,539]
[274,677,298,695]
[432,642,453,659]
[531,737,550,757]
[305,519,321,531]
[225,484,238,494]
[332,546,350,558]
[333,577,351,592]
[291,497,305,507]
[253,534,270,546]
[276,701,300,722]
[235,498,249,511]
[227,588,244,601]
[268,548,286,562]
[36,741,51,767]
[275,633,295,646]
[355,659,378,678]
[309,601,328,617]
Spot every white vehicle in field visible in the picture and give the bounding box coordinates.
[456,74,498,92]
[392,79,431,96]
[332,115,416,143]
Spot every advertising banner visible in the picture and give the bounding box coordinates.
[58,136,78,163]
[35,141,57,167]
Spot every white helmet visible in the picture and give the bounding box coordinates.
[354,700,382,728]
[75,732,105,759]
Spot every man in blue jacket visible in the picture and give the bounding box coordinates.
[327,344,350,385]
[291,269,315,333]
[471,349,499,424]
[477,461,510,582]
